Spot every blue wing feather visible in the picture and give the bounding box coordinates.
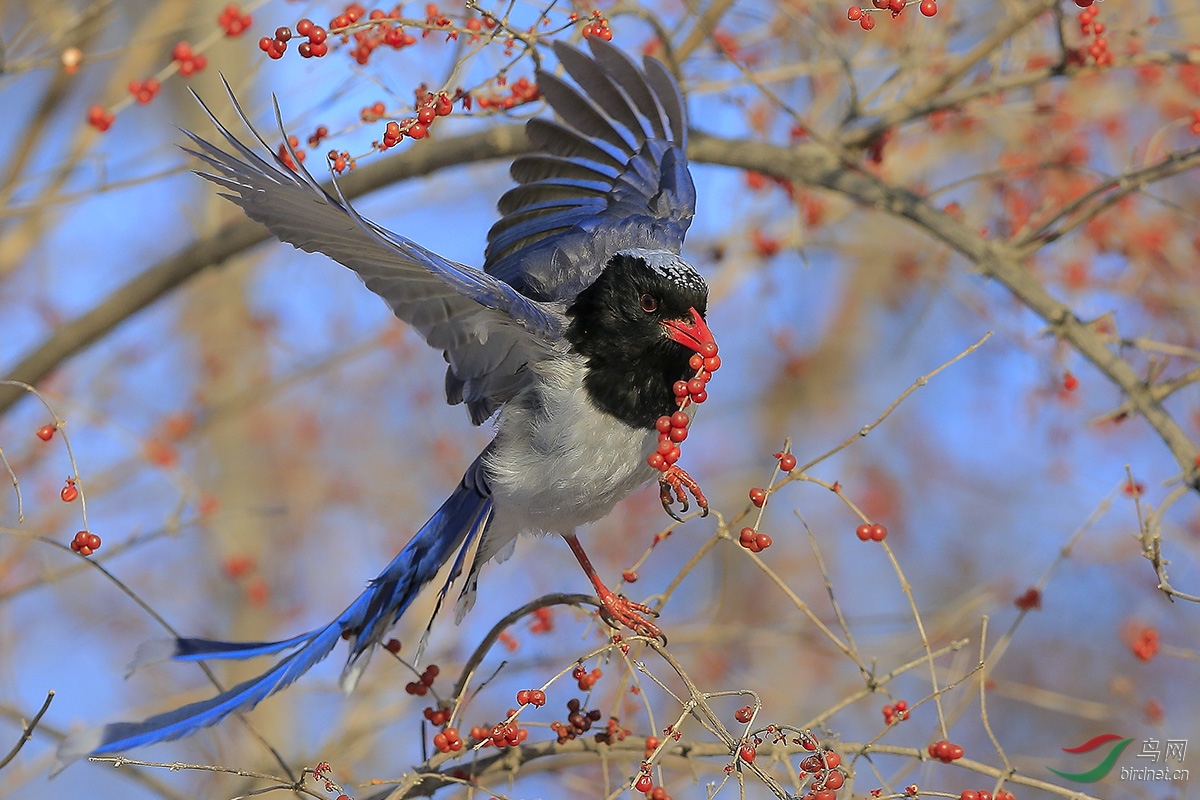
[485,39,694,299]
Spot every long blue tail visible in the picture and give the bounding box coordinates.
[57,458,493,766]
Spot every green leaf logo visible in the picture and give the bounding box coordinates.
[1047,734,1134,783]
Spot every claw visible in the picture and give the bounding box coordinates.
[659,480,687,520]
[658,464,709,520]
[597,592,663,641]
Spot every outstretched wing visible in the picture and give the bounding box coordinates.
[183,81,562,423]
[485,38,695,302]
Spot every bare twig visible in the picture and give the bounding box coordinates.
[0,691,54,771]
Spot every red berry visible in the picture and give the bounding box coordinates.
[296,18,313,34]
[961,792,979,800]
[385,638,401,653]
[635,774,653,792]
[739,744,756,762]
[656,416,672,433]
[801,755,823,773]
[754,533,772,550]
[823,750,840,769]
[869,523,887,541]
[734,706,753,723]
[860,13,876,29]
[670,411,690,429]
[749,488,766,507]
[700,341,717,358]
[778,453,797,471]
[825,771,845,790]
[36,424,55,441]
[61,482,79,502]
[847,5,863,19]
[919,0,937,15]
[856,523,872,540]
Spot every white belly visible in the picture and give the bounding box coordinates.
[484,355,658,535]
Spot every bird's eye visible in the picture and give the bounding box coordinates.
[640,294,659,313]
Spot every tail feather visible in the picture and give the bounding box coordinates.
[57,460,492,767]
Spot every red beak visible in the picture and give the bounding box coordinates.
[662,308,717,355]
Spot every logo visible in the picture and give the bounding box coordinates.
[1048,734,1134,783]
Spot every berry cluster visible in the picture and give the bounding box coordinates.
[474,76,540,111]
[647,343,720,473]
[738,526,772,552]
[515,688,546,706]
[1131,626,1159,661]
[580,10,612,40]
[61,478,78,502]
[468,717,530,748]
[128,78,160,105]
[855,522,888,541]
[1014,587,1041,611]
[404,663,439,695]
[593,715,630,745]
[1077,5,1111,66]
[882,699,909,724]
[797,745,845,800]
[171,42,208,76]
[392,90,455,146]
[633,774,673,799]
[218,3,252,36]
[847,0,937,31]
[928,739,965,763]
[86,105,114,131]
[961,791,1016,800]
[529,606,553,633]
[71,530,102,556]
[423,704,449,725]
[431,726,462,752]
[277,135,307,171]
[549,698,602,743]
[572,663,602,690]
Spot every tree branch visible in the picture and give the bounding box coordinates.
[0,123,532,417]
[687,132,1200,493]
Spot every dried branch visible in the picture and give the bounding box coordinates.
[0,691,54,771]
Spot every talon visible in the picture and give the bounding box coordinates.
[659,480,684,521]
[596,592,662,639]
[658,464,709,521]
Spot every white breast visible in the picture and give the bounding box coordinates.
[484,354,658,536]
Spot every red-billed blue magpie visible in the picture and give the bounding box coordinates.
[59,38,716,763]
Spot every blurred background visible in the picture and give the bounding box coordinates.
[1,0,1198,798]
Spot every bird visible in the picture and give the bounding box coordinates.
[58,37,716,763]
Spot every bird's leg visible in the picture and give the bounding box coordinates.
[658,464,709,521]
[563,533,662,640]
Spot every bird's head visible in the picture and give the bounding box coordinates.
[566,249,716,429]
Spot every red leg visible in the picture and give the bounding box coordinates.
[563,533,662,640]
[659,464,709,521]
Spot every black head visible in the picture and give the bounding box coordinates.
[566,249,714,429]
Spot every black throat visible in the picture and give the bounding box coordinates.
[565,252,707,430]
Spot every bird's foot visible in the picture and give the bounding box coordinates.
[596,589,663,641]
[659,464,709,521]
